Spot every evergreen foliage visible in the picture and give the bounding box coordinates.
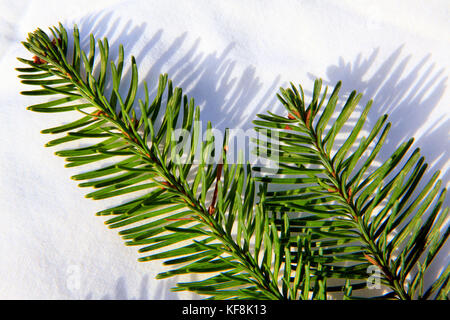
[16,24,448,300]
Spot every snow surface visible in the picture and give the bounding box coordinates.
[0,0,448,299]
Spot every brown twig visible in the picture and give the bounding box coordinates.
[207,146,227,215]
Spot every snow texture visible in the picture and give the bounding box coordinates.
[0,0,448,299]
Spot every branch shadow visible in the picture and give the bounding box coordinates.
[74,10,282,132]
[309,46,448,205]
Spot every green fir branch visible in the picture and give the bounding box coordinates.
[17,24,321,300]
[254,80,449,300]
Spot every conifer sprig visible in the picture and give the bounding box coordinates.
[254,80,449,299]
[17,23,320,300]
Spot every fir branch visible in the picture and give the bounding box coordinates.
[254,80,449,300]
[17,23,312,300]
